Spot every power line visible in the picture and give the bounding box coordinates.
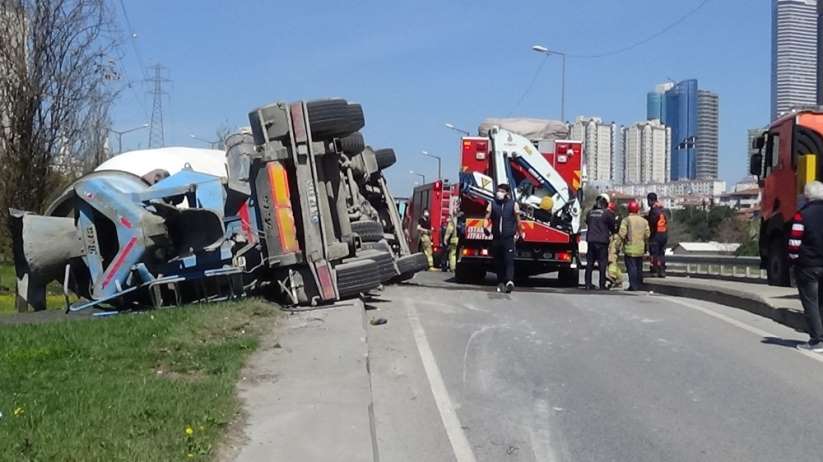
[117,0,148,77]
[511,0,713,112]
[509,54,549,116]
[145,65,170,148]
[566,0,712,59]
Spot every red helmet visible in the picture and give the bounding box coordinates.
[627,200,640,214]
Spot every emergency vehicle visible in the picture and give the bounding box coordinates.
[750,107,823,286]
[403,180,458,264]
[455,120,584,285]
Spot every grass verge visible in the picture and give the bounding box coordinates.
[0,298,279,461]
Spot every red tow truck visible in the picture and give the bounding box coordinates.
[454,123,584,285]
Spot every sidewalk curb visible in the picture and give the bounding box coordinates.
[645,279,808,334]
[229,300,376,462]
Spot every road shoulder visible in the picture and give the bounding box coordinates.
[222,301,375,462]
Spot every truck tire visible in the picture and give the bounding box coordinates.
[338,132,364,155]
[393,252,429,282]
[336,259,382,298]
[351,220,384,242]
[558,268,580,288]
[374,148,397,170]
[767,236,791,286]
[354,248,397,282]
[455,262,485,284]
[306,99,365,140]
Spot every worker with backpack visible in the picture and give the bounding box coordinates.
[620,199,651,291]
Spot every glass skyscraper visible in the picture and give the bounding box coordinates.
[646,82,674,121]
[665,79,698,181]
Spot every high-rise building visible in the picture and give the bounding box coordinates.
[646,82,674,121]
[648,79,718,181]
[665,79,698,181]
[623,120,671,184]
[612,123,624,184]
[570,116,615,182]
[772,0,818,120]
[818,0,823,104]
[696,90,720,180]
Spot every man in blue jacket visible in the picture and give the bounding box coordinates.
[485,184,522,293]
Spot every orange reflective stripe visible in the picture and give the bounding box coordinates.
[657,213,668,233]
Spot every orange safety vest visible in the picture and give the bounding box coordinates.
[655,210,668,233]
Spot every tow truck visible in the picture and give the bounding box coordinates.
[750,107,823,286]
[454,120,584,285]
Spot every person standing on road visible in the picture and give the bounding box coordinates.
[788,181,823,352]
[619,199,650,291]
[442,211,460,272]
[585,193,616,290]
[485,184,522,293]
[647,192,669,278]
[418,209,434,270]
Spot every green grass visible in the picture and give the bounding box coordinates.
[0,299,279,461]
[0,263,66,313]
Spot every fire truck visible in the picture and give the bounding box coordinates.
[404,180,458,265]
[454,120,584,285]
[750,107,823,286]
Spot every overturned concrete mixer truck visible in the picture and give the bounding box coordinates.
[10,98,428,311]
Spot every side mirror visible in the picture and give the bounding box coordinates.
[750,153,763,177]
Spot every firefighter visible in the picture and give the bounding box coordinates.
[619,199,650,291]
[485,184,522,293]
[584,193,616,290]
[646,192,669,278]
[418,209,434,270]
[442,211,460,272]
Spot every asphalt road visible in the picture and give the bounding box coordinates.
[366,271,823,462]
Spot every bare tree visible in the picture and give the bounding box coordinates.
[0,0,118,222]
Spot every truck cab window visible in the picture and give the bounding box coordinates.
[764,133,780,177]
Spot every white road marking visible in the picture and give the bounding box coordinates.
[664,296,823,364]
[405,299,478,462]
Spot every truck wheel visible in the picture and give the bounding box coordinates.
[767,237,791,286]
[336,258,382,298]
[351,220,384,242]
[306,99,365,140]
[455,262,485,284]
[558,268,580,287]
[354,248,397,282]
[393,252,429,282]
[338,132,364,155]
[374,148,397,170]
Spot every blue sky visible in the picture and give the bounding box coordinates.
[112,0,770,194]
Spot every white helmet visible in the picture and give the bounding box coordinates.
[597,193,611,203]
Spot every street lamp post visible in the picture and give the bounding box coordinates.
[110,123,149,153]
[190,134,220,149]
[531,44,567,123]
[421,150,442,180]
[444,123,471,136]
[410,170,426,184]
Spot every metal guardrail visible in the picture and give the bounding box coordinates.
[582,252,766,281]
[662,255,765,281]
